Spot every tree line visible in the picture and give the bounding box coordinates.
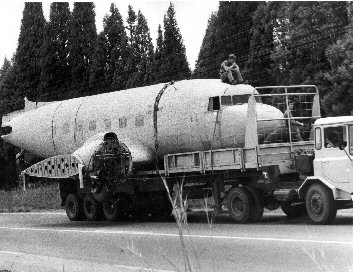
[0,2,190,112]
[1,1,353,189]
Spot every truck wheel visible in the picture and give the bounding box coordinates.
[227,187,252,223]
[281,202,307,218]
[103,197,121,221]
[83,194,103,221]
[65,194,84,221]
[244,186,264,222]
[305,183,337,224]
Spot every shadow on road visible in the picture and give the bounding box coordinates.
[39,210,353,229]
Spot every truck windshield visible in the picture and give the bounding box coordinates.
[323,126,346,148]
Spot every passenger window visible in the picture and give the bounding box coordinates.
[104,119,111,130]
[221,96,232,106]
[62,123,70,134]
[208,96,220,111]
[119,117,127,128]
[135,116,144,127]
[324,126,345,148]
[89,120,96,131]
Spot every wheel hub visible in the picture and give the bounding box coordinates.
[310,194,323,215]
[68,201,76,214]
[86,201,95,214]
[231,196,245,217]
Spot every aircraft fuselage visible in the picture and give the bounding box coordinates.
[1,79,283,169]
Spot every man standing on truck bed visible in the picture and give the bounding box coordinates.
[220,54,246,85]
[285,101,304,141]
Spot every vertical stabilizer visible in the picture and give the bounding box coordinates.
[312,93,321,118]
[245,94,258,148]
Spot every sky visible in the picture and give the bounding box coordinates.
[0,1,219,71]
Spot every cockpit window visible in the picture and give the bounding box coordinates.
[221,96,232,106]
[208,96,220,111]
[231,94,261,105]
[232,94,250,104]
[210,94,261,110]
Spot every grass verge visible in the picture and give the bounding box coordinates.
[0,184,62,213]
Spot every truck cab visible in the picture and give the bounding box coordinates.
[299,116,353,224]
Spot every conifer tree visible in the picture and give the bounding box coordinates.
[102,3,129,90]
[136,11,155,86]
[16,2,45,101]
[125,5,139,88]
[245,2,276,86]
[193,12,218,79]
[40,2,71,100]
[159,3,190,82]
[0,58,23,115]
[89,32,109,94]
[153,24,164,83]
[0,57,13,115]
[127,10,155,87]
[68,2,97,96]
[0,58,11,84]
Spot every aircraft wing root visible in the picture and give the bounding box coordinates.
[21,154,82,179]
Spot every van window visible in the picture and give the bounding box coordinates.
[208,96,220,111]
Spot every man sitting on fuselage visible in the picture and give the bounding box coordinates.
[220,54,246,85]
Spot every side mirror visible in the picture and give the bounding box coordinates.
[339,141,347,150]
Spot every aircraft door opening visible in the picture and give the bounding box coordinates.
[53,99,84,154]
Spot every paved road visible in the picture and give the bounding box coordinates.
[0,210,353,272]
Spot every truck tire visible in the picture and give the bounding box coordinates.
[150,193,172,221]
[65,194,84,221]
[227,187,252,223]
[244,186,264,222]
[281,202,307,218]
[103,197,121,221]
[83,194,103,221]
[305,183,337,224]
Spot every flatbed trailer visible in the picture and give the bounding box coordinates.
[152,85,353,224]
[128,85,321,222]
